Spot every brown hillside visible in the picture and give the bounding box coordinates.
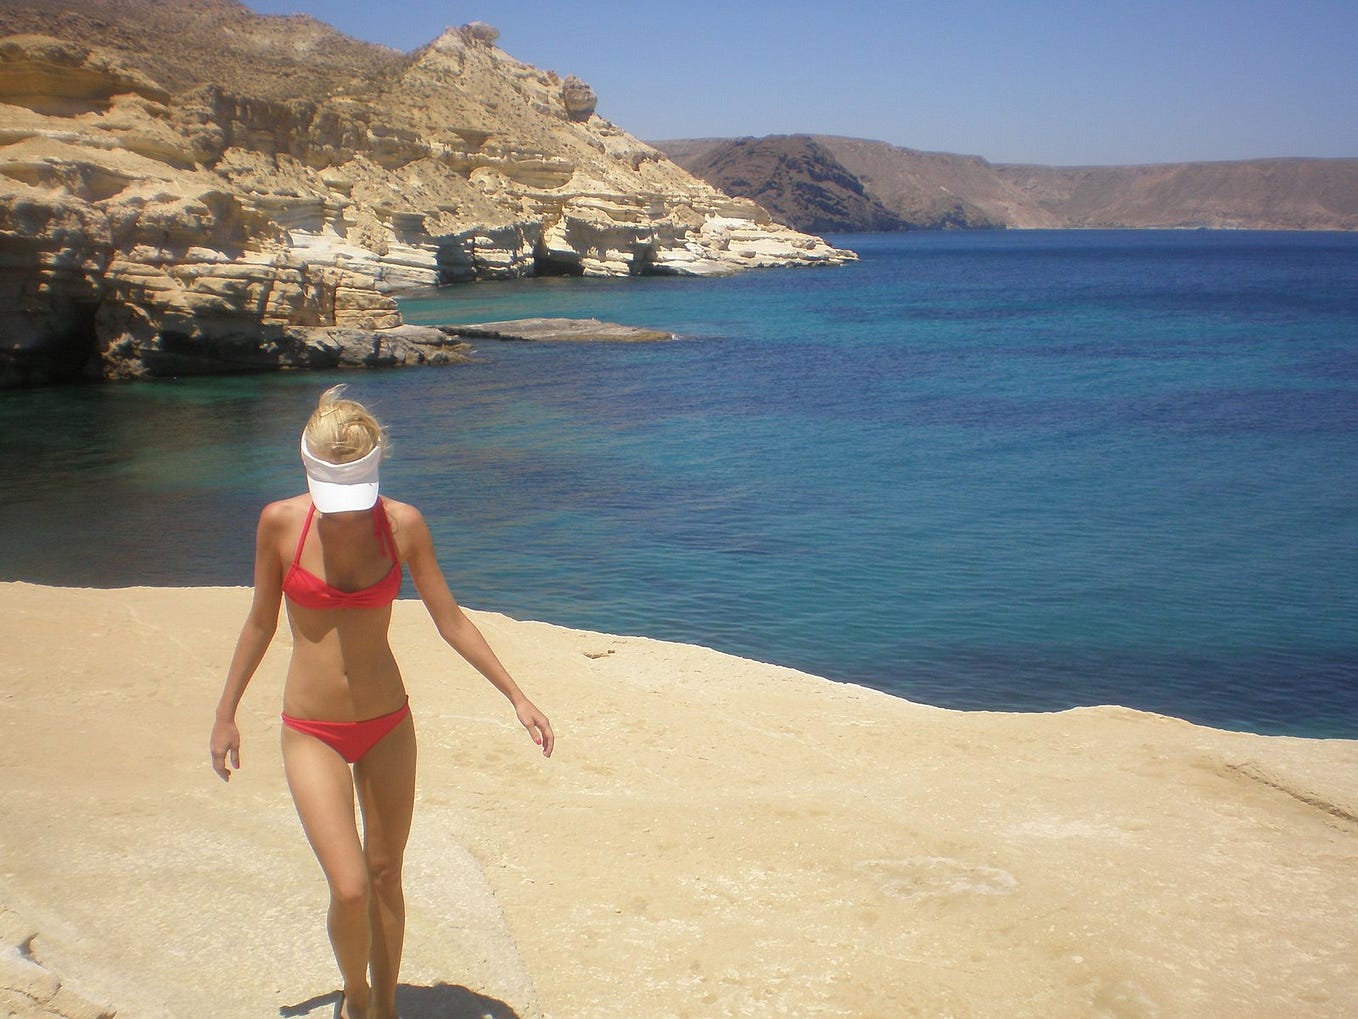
[658,136,906,232]
[658,134,1358,232]
[995,159,1358,229]
[0,0,409,99]
[808,136,1037,228]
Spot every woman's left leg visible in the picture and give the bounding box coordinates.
[354,713,416,1019]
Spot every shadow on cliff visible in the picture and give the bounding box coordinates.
[281,983,521,1018]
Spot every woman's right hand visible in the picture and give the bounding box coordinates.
[515,698,555,758]
[210,718,241,781]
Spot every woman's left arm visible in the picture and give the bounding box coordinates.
[400,505,554,758]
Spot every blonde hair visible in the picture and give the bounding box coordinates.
[302,385,388,464]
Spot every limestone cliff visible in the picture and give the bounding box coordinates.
[0,1,853,386]
[659,135,1358,233]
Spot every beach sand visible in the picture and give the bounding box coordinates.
[2,582,1356,1017]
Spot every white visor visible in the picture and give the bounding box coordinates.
[301,436,381,513]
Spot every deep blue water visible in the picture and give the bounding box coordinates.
[3,231,1356,737]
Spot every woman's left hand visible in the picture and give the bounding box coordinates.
[515,699,554,758]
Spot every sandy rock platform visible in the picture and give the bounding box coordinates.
[1,583,1355,1017]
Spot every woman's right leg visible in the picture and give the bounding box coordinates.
[282,727,371,1019]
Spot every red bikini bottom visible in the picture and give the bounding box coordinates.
[281,699,411,763]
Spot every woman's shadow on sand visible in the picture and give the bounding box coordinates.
[281,983,521,1019]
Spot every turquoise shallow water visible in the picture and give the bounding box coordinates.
[4,231,1356,736]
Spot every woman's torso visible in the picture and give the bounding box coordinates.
[278,496,408,721]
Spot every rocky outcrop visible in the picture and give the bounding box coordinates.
[0,1,853,387]
[658,134,1358,233]
[560,76,597,122]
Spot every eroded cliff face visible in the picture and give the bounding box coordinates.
[0,3,852,386]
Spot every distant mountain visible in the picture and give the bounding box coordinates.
[656,136,909,233]
[655,135,1358,232]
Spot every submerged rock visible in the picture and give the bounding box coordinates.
[441,317,675,343]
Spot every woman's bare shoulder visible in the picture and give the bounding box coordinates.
[259,495,310,529]
[379,497,426,523]
[380,497,433,545]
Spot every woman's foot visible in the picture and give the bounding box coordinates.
[337,987,370,1019]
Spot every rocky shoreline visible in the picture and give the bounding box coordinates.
[0,4,854,388]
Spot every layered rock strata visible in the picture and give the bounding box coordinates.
[0,2,853,386]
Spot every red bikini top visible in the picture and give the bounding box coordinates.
[282,500,402,610]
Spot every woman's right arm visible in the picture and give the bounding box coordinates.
[211,504,287,782]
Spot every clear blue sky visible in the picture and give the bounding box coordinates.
[241,0,1358,166]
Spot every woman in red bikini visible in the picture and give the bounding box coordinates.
[210,385,552,1019]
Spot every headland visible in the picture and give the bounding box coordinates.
[0,1,853,387]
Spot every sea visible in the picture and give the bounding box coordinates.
[3,230,1356,738]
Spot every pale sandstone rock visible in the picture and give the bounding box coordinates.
[0,34,168,109]
[0,913,115,1019]
[0,20,854,386]
[1,582,1355,1018]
